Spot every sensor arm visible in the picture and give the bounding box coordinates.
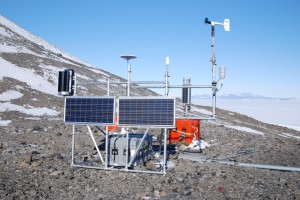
[211,22,224,26]
[205,18,230,32]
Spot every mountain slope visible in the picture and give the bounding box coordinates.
[0,15,157,125]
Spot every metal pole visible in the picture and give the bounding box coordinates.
[125,129,129,171]
[163,57,169,174]
[131,85,213,89]
[185,105,188,117]
[105,126,109,169]
[212,95,216,117]
[179,154,300,172]
[133,81,165,84]
[71,125,75,166]
[107,78,110,96]
[163,128,167,175]
[73,74,77,96]
[211,25,217,117]
[72,164,165,174]
[87,126,104,164]
[127,60,131,96]
[177,116,215,120]
[211,25,216,83]
[128,128,150,166]
[77,82,213,89]
[165,64,169,96]
[237,162,300,172]
[77,81,165,86]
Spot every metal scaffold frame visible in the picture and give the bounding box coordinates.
[59,18,230,175]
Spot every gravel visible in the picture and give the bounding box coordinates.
[1,113,299,199]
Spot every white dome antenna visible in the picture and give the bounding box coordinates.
[165,56,170,66]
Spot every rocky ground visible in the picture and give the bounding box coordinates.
[1,108,300,200]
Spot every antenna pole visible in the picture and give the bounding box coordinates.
[205,17,230,118]
[165,57,170,96]
[120,55,137,97]
[127,60,131,96]
[211,25,216,83]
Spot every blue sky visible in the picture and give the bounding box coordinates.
[1,0,300,98]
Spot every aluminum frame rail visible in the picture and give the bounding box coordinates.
[75,78,217,119]
[179,153,300,172]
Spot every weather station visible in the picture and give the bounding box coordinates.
[58,18,230,175]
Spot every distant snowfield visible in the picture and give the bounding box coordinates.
[192,99,300,131]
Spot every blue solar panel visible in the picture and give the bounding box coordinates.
[64,97,115,125]
[118,97,175,127]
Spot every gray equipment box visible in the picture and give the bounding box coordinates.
[109,133,153,167]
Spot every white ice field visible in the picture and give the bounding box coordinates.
[192,99,300,131]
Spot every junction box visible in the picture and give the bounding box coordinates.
[109,133,153,167]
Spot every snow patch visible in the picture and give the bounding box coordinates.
[76,73,92,81]
[225,125,265,135]
[0,58,58,96]
[0,90,23,101]
[0,25,13,37]
[0,102,59,116]
[279,133,300,140]
[192,107,212,116]
[24,117,41,120]
[0,42,82,66]
[0,118,12,126]
[87,67,110,77]
[188,138,211,150]
[0,42,42,56]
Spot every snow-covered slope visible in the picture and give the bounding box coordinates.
[0,15,156,125]
[0,15,91,67]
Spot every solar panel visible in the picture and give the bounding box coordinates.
[64,97,115,125]
[118,97,175,128]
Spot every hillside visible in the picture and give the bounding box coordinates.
[0,15,157,126]
[1,15,300,199]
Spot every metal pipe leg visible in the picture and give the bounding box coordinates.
[163,128,167,175]
[125,129,129,170]
[71,125,75,166]
[87,126,105,164]
[105,126,109,169]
